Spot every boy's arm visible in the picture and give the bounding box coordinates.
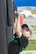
[15,16,22,37]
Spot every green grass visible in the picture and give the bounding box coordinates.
[31,10,36,14]
[31,26,36,31]
[25,40,36,50]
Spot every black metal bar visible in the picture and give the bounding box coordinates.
[6,0,14,44]
[0,0,8,54]
[7,0,14,26]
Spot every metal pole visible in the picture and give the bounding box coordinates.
[0,0,8,54]
[6,0,14,44]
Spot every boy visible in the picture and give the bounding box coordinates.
[8,16,32,54]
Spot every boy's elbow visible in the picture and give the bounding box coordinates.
[15,29,20,33]
[15,30,22,37]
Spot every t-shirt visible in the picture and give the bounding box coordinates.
[8,34,28,54]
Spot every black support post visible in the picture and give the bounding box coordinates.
[0,0,8,54]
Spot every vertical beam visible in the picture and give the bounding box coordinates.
[7,0,14,41]
[0,0,8,54]
[7,0,14,26]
